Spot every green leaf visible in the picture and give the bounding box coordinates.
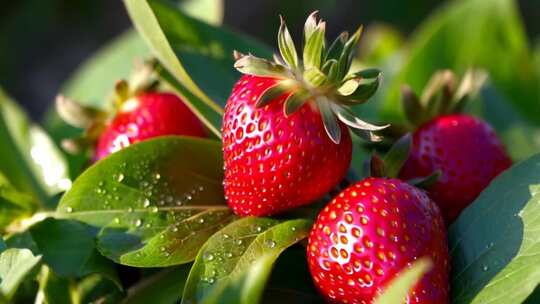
[182,217,312,304]
[382,0,540,125]
[473,84,540,161]
[374,258,432,304]
[124,0,273,129]
[76,274,122,304]
[28,218,120,288]
[177,0,223,26]
[35,266,72,304]
[0,88,70,203]
[278,16,299,69]
[57,136,233,267]
[122,265,191,304]
[61,31,149,109]
[0,171,37,231]
[0,248,42,300]
[449,153,540,303]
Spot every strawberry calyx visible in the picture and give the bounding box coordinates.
[56,60,159,154]
[232,11,388,144]
[368,133,441,188]
[401,69,487,128]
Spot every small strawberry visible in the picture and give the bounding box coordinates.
[307,177,449,304]
[94,92,206,160]
[56,62,207,160]
[223,12,387,216]
[398,70,512,223]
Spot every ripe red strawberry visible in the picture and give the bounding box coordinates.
[223,75,352,216]
[307,177,449,304]
[95,92,206,160]
[223,13,387,216]
[398,70,511,223]
[399,114,511,223]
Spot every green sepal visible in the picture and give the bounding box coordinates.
[303,21,326,70]
[284,90,310,116]
[407,170,442,189]
[234,53,288,78]
[304,67,327,87]
[303,11,319,42]
[325,31,348,63]
[351,128,383,142]
[453,69,488,112]
[317,97,341,144]
[336,26,363,80]
[383,133,412,178]
[337,70,381,103]
[256,80,296,108]
[326,60,339,83]
[278,16,299,69]
[331,104,389,131]
[55,95,107,129]
[421,70,456,117]
[401,85,426,126]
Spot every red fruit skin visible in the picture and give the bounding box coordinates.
[399,114,512,223]
[307,178,449,304]
[95,92,206,160]
[222,75,352,216]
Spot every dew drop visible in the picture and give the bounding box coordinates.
[203,252,215,261]
[225,252,233,258]
[198,218,205,224]
[65,206,73,213]
[207,277,215,284]
[98,181,104,187]
[482,265,489,271]
[151,206,159,213]
[117,173,125,182]
[236,239,243,245]
[265,239,276,248]
[143,198,151,208]
[160,246,166,252]
[134,219,142,227]
[113,217,120,224]
[222,234,230,239]
[127,207,134,213]
[172,226,179,232]
[154,173,161,180]
[291,226,297,232]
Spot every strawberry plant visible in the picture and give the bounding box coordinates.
[1,0,540,303]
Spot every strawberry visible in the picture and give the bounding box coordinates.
[56,61,207,161]
[399,114,511,223]
[95,92,206,160]
[223,13,387,216]
[307,177,449,304]
[398,70,511,223]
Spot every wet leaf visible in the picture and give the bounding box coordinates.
[182,217,312,304]
[57,136,233,267]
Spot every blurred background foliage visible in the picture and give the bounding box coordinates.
[0,0,538,119]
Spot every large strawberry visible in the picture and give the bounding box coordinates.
[398,70,512,223]
[307,177,449,304]
[56,63,207,160]
[223,13,387,216]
